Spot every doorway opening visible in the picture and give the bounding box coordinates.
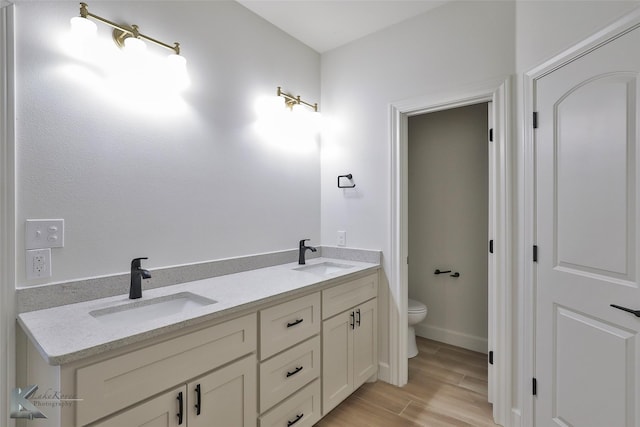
[389,77,512,426]
[407,102,489,356]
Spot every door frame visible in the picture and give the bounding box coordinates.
[522,7,640,427]
[389,76,513,426]
[0,3,15,427]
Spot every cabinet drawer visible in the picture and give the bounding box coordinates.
[260,293,320,360]
[76,313,256,426]
[260,336,320,413]
[259,379,321,427]
[322,273,378,319]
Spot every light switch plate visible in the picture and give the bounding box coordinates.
[25,219,64,249]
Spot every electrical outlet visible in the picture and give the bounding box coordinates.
[337,231,346,247]
[26,248,52,279]
[26,219,65,249]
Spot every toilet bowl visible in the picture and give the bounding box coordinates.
[408,298,427,358]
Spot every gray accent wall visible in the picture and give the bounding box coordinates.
[408,103,489,352]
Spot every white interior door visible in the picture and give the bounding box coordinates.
[534,24,640,427]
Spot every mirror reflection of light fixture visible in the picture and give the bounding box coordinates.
[70,2,189,89]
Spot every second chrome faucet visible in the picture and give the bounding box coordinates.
[298,239,317,265]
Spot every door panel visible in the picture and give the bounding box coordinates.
[555,75,635,277]
[188,354,256,427]
[353,299,378,389]
[92,385,184,427]
[535,22,640,427]
[322,310,353,415]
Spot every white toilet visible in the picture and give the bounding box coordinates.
[408,298,428,358]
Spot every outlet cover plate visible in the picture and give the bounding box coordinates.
[26,219,64,249]
[26,248,52,279]
[337,231,346,247]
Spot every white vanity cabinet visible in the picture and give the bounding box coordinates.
[258,292,322,427]
[17,263,381,427]
[92,354,255,427]
[321,273,378,415]
[20,313,257,427]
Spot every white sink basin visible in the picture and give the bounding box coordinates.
[90,292,217,326]
[293,261,354,275]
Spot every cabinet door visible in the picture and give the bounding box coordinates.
[353,298,378,389]
[188,354,257,427]
[92,385,185,427]
[322,310,354,416]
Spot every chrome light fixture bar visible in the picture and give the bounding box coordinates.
[75,2,182,55]
[277,87,318,112]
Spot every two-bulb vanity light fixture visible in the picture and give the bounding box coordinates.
[70,2,189,90]
[274,87,321,132]
[276,87,318,112]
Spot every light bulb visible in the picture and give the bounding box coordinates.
[70,16,97,37]
[123,37,146,53]
[255,95,285,118]
[166,54,190,91]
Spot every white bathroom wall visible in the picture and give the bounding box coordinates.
[408,103,488,352]
[320,0,515,381]
[515,0,640,73]
[14,1,321,285]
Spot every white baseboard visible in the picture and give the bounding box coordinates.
[414,323,488,354]
[377,361,390,383]
[511,407,522,427]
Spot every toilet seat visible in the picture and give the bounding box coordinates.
[408,298,427,314]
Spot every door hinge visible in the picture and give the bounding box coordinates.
[489,239,494,254]
[533,245,538,263]
[532,378,537,396]
[406,256,409,264]
[489,128,493,142]
[489,351,494,365]
[533,112,538,129]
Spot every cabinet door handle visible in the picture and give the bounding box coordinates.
[195,383,201,416]
[287,413,304,426]
[611,304,640,317]
[287,318,304,328]
[350,311,355,329]
[356,309,361,327]
[286,366,304,378]
[176,391,184,425]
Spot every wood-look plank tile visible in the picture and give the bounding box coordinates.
[314,338,496,427]
[351,380,412,414]
[458,375,489,397]
[400,401,476,426]
[316,393,422,427]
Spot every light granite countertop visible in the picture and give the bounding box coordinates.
[17,257,379,366]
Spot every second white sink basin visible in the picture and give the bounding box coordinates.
[293,261,354,275]
[90,292,217,326]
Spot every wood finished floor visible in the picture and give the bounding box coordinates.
[315,337,497,427]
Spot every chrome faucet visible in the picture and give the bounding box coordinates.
[130,257,151,299]
[298,239,317,265]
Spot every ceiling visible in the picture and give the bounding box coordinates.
[236,0,450,53]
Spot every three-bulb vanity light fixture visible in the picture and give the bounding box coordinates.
[70,2,189,89]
